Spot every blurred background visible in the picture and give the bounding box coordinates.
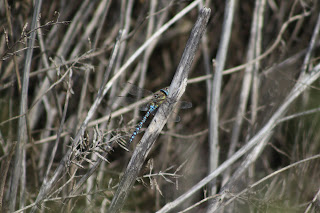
[1,0,320,212]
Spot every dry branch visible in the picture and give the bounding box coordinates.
[108,7,211,213]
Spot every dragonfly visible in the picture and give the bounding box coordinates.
[120,83,192,145]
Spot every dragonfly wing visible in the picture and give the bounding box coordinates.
[178,101,192,109]
[172,114,181,122]
[139,104,149,111]
[117,97,150,111]
[117,97,137,106]
[164,111,181,122]
[121,82,153,97]
[166,98,192,109]
[156,107,181,122]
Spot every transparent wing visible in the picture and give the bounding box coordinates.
[166,98,192,109]
[121,82,153,97]
[171,113,181,122]
[117,96,150,111]
[178,101,192,109]
[138,104,150,111]
[153,108,181,122]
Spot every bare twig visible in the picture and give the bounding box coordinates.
[304,187,320,213]
[223,11,311,75]
[4,0,21,91]
[300,11,320,75]
[8,0,43,211]
[224,0,266,185]
[69,0,111,59]
[208,0,236,196]
[0,142,16,211]
[43,67,73,187]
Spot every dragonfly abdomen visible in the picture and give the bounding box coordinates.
[128,104,157,144]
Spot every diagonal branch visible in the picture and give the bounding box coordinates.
[107,7,211,213]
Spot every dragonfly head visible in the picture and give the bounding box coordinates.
[152,87,169,106]
[160,87,169,96]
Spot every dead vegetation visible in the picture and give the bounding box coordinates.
[0,0,320,212]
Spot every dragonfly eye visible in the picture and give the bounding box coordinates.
[160,88,169,96]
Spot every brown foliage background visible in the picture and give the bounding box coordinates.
[1,0,320,212]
